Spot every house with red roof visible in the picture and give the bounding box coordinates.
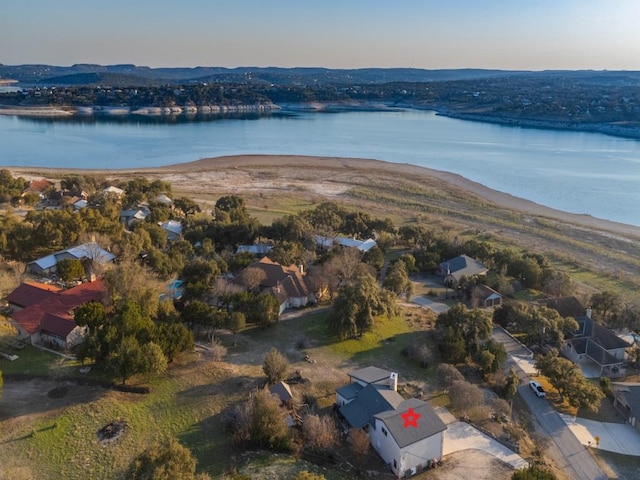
[6,280,107,350]
[242,257,316,314]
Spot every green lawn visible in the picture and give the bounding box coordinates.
[0,346,62,375]
[1,309,434,480]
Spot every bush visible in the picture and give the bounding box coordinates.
[263,348,289,384]
[302,414,338,453]
[449,380,484,412]
[436,364,464,393]
[211,341,227,362]
[599,377,613,398]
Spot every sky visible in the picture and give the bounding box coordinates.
[2,0,640,71]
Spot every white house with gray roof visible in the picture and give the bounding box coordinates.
[371,398,447,478]
[336,366,447,478]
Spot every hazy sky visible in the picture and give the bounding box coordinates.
[2,0,640,70]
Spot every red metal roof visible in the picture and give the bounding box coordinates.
[7,282,62,308]
[9,280,106,338]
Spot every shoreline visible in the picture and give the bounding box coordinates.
[1,102,639,141]
[435,110,640,140]
[7,154,640,240]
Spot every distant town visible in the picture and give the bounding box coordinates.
[1,65,639,139]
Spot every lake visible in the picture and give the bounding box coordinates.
[1,110,639,226]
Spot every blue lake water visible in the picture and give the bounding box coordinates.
[1,110,639,226]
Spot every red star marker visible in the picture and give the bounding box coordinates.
[401,407,421,428]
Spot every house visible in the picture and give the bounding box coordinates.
[315,235,377,253]
[161,220,183,241]
[270,381,294,406]
[613,385,640,433]
[7,282,62,312]
[438,254,488,288]
[23,178,54,199]
[6,279,107,350]
[371,398,447,478]
[236,244,273,256]
[336,366,447,478]
[154,194,173,206]
[561,313,632,378]
[243,257,315,314]
[120,207,149,228]
[26,242,116,278]
[102,185,125,197]
[534,296,585,319]
[474,284,502,308]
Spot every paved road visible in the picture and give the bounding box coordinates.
[519,385,607,480]
[492,327,607,480]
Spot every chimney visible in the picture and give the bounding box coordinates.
[390,372,398,392]
[299,263,304,275]
[586,307,592,319]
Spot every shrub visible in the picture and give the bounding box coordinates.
[263,348,289,384]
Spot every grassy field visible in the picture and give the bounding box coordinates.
[0,309,428,480]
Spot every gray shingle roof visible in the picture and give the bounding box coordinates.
[374,398,447,448]
[339,384,404,429]
[348,366,392,386]
[439,254,488,281]
[336,382,363,401]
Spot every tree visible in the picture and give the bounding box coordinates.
[436,364,464,393]
[505,367,520,398]
[263,348,288,384]
[590,291,620,324]
[449,380,484,412]
[248,389,292,450]
[511,465,557,480]
[329,271,397,340]
[107,336,145,385]
[436,304,492,357]
[104,258,162,319]
[383,260,413,298]
[294,472,326,480]
[130,437,208,480]
[236,266,266,292]
[348,428,370,464]
[173,197,201,217]
[228,312,246,346]
[56,258,86,283]
[140,342,168,379]
[74,301,107,335]
[154,322,194,362]
[303,414,338,453]
[535,353,604,411]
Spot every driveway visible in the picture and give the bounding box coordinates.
[518,380,606,479]
[436,407,529,470]
[559,414,640,456]
[492,327,607,480]
[410,295,450,314]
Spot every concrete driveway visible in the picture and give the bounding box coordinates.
[436,407,529,470]
[411,295,450,314]
[559,414,640,456]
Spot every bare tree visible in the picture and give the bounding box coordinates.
[348,428,370,463]
[436,364,464,393]
[449,380,484,412]
[236,266,266,292]
[303,414,338,453]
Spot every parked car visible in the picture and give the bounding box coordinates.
[529,380,546,398]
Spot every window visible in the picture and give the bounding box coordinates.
[393,459,397,469]
[381,426,387,437]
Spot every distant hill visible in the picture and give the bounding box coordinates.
[0,63,522,86]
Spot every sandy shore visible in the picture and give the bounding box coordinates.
[9,154,640,241]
